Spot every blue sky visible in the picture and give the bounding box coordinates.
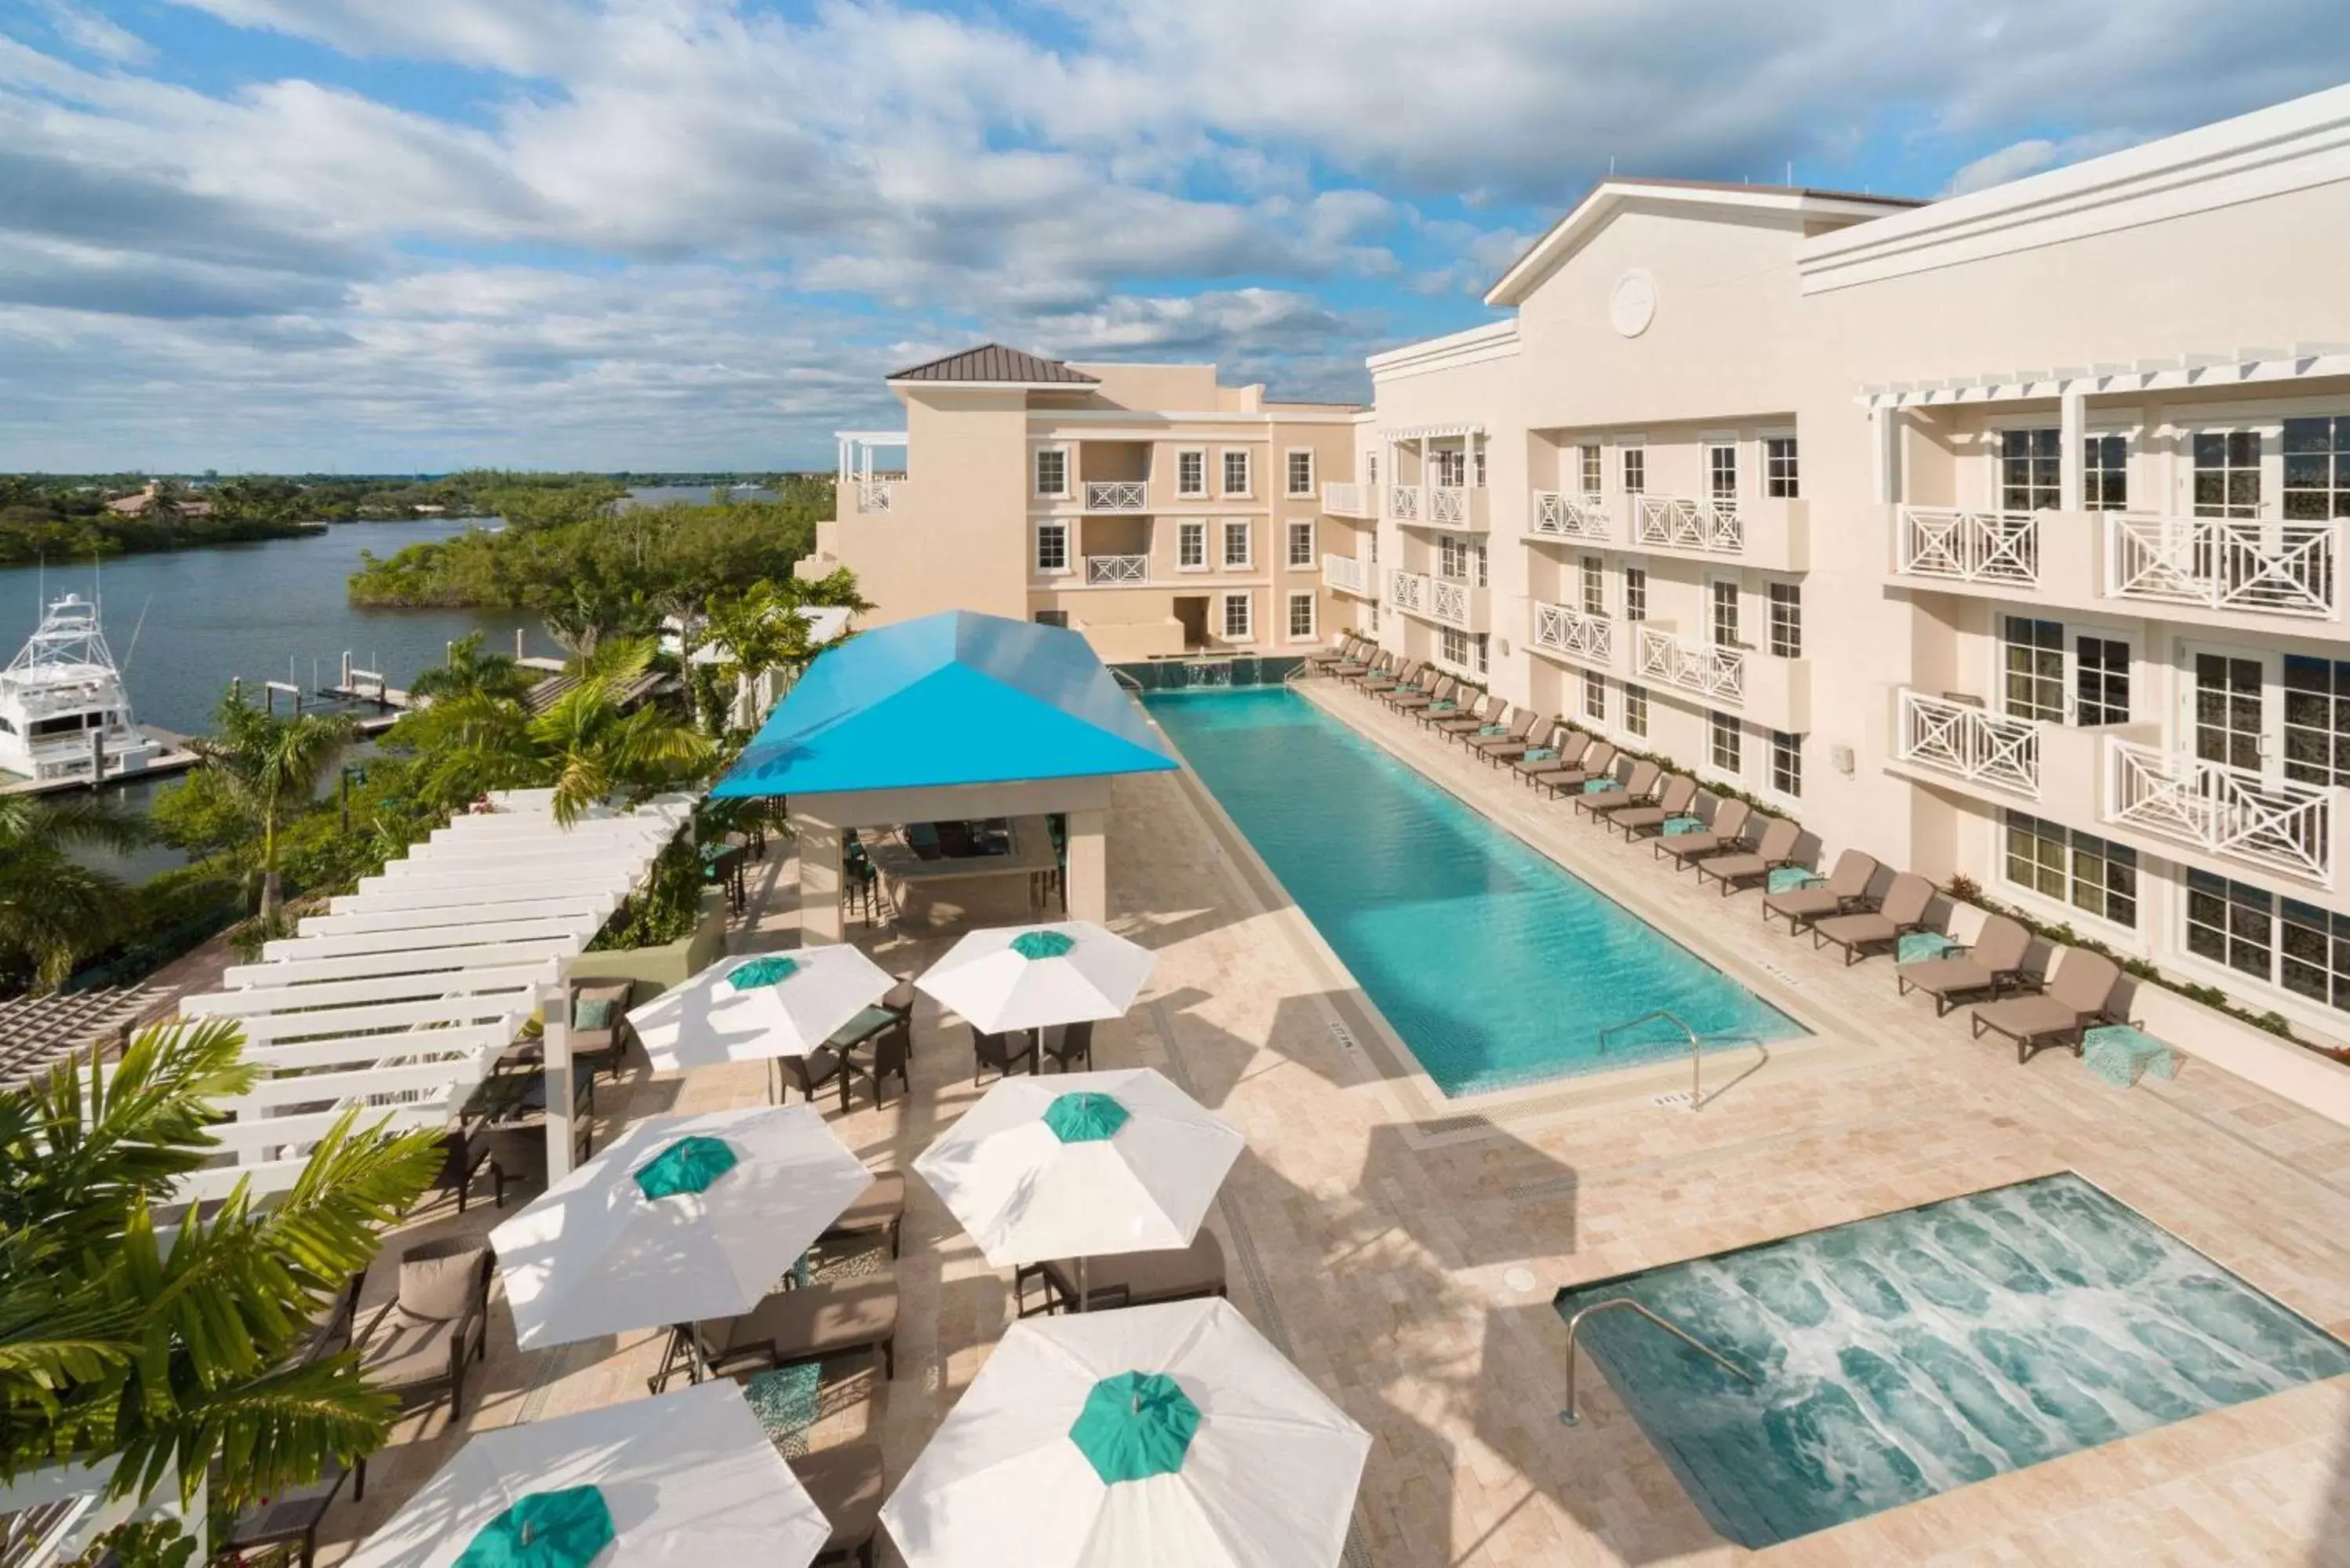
[3,2,2347,473]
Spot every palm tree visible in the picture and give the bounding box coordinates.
[0,795,146,990]
[407,631,533,704]
[191,693,355,929]
[0,1018,439,1507]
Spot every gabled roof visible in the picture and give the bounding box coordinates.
[712,610,1176,799]
[1484,179,1926,307]
[886,344,1099,386]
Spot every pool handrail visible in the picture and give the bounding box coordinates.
[1599,1008,1704,1111]
[1559,1297,1755,1427]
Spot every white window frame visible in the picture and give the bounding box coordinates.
[1035,519,1071,575]
[1707,575,1743,649]
[1762,431,1799,500]
[1708,709,1743,776]
[1221,518,1253,569]
[1769,729,1803,799]
[1220,591,1253,641]
[1177,519,1207,572]
[1439,627,1469,668]
[1704,437,1740,505]
[1620,440,1647,496]
[1285,448,1315,497]
[1033,444,1071,500]
[1624,682,1650,737]
[1474,631,1490,675]
[1472,542,1489,588]
[1286,591,1316,642]
[1175,448,1208,500]
[1220,449,1253,499]
[1581,671,1606,722]
[1286,519,1315,569]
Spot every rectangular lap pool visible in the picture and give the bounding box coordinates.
[1144,686,1804,1097]
[1555,1174,2350,1548]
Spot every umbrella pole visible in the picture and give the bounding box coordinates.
[1078,1254,1088,1315]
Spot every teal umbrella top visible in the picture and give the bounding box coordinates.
[1042,1092,1129,1144]
[1068,1371,1200,1485]
[1010,929,1076,960]
[453,1485,614,1568]
[726,955,801,990]
[632,1136,738,1200]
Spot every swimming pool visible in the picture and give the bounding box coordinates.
[1144,686,1804,1097]
[1554,1173,2350,1548]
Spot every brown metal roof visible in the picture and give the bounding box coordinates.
[886,344,1099,384]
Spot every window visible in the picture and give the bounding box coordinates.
[1770,731,1803,798]
[2188,871,2279,985]
[1177,449,1207,498]
[1709,580,1741,647]
[2284,654,2350,787]
[1221,519,1252,568]
[2003,616,2065,722]
[2076,635,2130,726]
[1286,520,1315,569]
[1708,443,1737,504]
[1472,543,1489,588]
[2000,428,2060,512]
[1221,593,1253,639]
[1767,583,1801,659]
[2085,435,2127,511]
[1472,447,1486,489]
[1177,520,1206,569]
[1624,566,1647,623]
[2006,811,2138,928]
[2284,417,2350,519]
[1439,536,1471,580]
[1580,555,1606,616]
[2192,431,2260,518]
[1033,609,1069,629]
[1287,591,1316,639]
[1431,448,1466,489]
[1365,451,1378,486]
[1624,683,1649,737]
[1709,711,1742,773]
[1582,671,1606,721]
[1034,446,1069,498]
[1440,627,1469,668]
[1765,436,1799,499]
[1474,632,1490,675]
[1579,445,1602,496]
[1035,520,1070,573]
[1621,447,1646,494]
[1286,449,1315,497]
[1221,449,1252,497]
[2193,653,2264,771]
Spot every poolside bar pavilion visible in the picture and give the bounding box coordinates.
[711,609,1178,939]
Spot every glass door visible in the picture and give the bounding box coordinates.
[2185,646,2274,774]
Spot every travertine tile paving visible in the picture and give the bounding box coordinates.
[315,683,2350,1566]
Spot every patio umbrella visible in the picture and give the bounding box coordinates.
[490,1104,875,1350]
[628,946,895,1069]
[879,1297,1370,1567]
[347,1381,831,1568]
[912,1068,1240,1271]
[913,922,1154,1035]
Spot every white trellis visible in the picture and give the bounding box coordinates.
[174,790,693,1203]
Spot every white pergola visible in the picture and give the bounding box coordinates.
[176,789,693,1203]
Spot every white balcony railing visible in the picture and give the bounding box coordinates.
[1531,492,1610,541]
[1429,487,1465,526]
[1432,578,1471,627]
[1322,552,1369,596]
[1532,602,1613,664]
[1635,627,1745,704]
[2106,740,2333,882]
[1897,505,2039,586]
[1635,495,1743,554]
[1897,691,2041,795]
[1084,481,1147,512]
[1085,553,1148,585]
[2104,514,2338,620]
[1388,568,1426,614]
[856,481,894,514]
[1388,485,1421,522]
[1322,481,1371,518]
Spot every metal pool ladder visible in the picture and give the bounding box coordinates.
[1559,1297,1755,1426]
[1599,1008,1704,1111]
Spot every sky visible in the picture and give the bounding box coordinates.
[3,3,2348,474]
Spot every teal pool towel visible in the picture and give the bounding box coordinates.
[1895,932,1958,963]
[1477,724,1508,736]
[1582,778,1624,795]
[1523,748,1557,762]
[1663,815,1705,836]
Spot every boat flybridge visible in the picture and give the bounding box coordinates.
[0,594,166,785]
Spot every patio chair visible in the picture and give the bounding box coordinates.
[1653,798,1753,868]
[819,1170,906,1260]
[1338,650,1393,687]
[777,1045,849,1108]
[1574,758,1661,819]
[1512,728,1589,786]
[972,1024,1038,1082]
[1695,817,1804,896]
[792,1444,886,1568]
[1810,871,1936,965]
[1448,702,1525,749]
[1387,673,1455,713]
[1428,693,1500,738]
[566,977,635,1082]
[1762,849,1881,934]
[350,1239,492,1498]
[1043,1018,1094,1072]
[1015,1231,1228,1317]
[1534,741,1620,800]
[1471,710,1550,766]
[1301,636,1362,675]
[220,1464,348,1567]
[1359,657,1421,697]
[841,1014,910,1109]
[683,1269,900,1384]
[1420,689,1493,732]
[1970,948,2126,1064]
[1599,774,1698,839]
[424,1126,497,1216]
[1898,915,2035,1016]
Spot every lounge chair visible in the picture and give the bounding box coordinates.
[1970,948,2126,1063]
[1511,728,1588,785]
[1451,704,1528,749]
[1338,650,1394,687]
[1327,642,1377,680]
[1601,774,1697,839]
[355,1239,491,1427]
[1386,673,1454,713]
[1431,695,1503,738]
[1015,1231,1228,1316]
[1762,849,1880,934]
[818,1170,905,1259]
[1575,759,1660,819]
[791,1445,885,1568]
[1898,915,2035,1016]
[1653,798,1753,868]
[1421,691,1494,732]
[1301,636,1362,675]
[221,1465,347,1566]
[1470,709,1546,764]
[1359,657,1421,697]
[1533,741,1618,799]
[566,977,635,1082]
[1810,871,1936,965]
[972,1025,1038,1082]
[680,1269,900,1385]
[1695,817,1803,896]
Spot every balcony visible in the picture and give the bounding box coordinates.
[1322,482,1373,518]
[1388,486,1488,531]
[1529,601,1617,671]
[1084,481,1148,513]
[2106,740,2336,885]
[1529,492,1610,543]
[1084,553,1148,586]
[1387,567,1427,615]
[1635,626,1810,732]
[1893,691,2041,796]
[1322,552,1372,598]
[1628,495,1809,571]
[2104,514,2336,620]
[855,480,895,515]
[1893,505,2040,587]
[1430,577,1489,631]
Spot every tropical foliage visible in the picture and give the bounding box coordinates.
[188,694,358,929]
[0,795,147,991]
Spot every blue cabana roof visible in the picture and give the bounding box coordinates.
[711,610,1177,798]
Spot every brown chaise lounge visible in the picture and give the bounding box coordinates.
[1762,849,1880,933]
[1653,798,1753,869]
[1303,636,1366,675]
[1695,817,1803,897]
[1447,702,1525,748]
[1423,691,1496,732]
[1575,759,1661,820]
[1339,650,1394,687]
[1534,741,1619,800]
[1601,774,1698,839]
[1387,673,1454,712]
[1512,728,1589,786]
[1432,695,1505,740]
[678,1270,900,1386]
[1810,871,1935,965]
[1359,657,1422,696]
[1017,1231,1228,1315]
[1471,710,1548,765]
[1969,948,2126,1063]
[817,1169,906,1259]
[1897,915,2035,1016]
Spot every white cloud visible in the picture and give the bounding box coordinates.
[33,0,153,64]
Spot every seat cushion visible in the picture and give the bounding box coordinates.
[1046,1232,1225,1307]
[790,1445,883,1554]
[360,1312,453,1387]
[1897,957,1993,994]
[734,1273,899,1356]
[1763,888,1839,917]
[398,1246,483,1320]
[1812,912,1894,945]
[825,1170,905,1235]
[1973,995,2076,1039]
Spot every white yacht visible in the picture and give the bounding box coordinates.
[0,595,165,785]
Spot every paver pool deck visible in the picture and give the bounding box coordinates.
[317,681,2350,1566]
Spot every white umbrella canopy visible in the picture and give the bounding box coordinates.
[880,1297,1370,1568]
[914,922,1154,1035]
[911,1068,1240,1269]
[628,946,895,1068]
[347,1381,831,1568]
[490,1104,875,1350]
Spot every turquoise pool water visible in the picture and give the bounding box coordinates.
[1144,687,1804,1096]
[1555,1174,2350,1548]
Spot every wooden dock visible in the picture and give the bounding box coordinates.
[0,725,202,797]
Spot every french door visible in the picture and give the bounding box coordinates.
[2184,646,2275,775]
